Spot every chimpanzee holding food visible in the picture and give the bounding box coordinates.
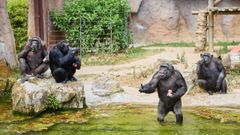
[18,37,49,83]
[196,52,227,95]
[49,41,81,83]
[139,63,187,125]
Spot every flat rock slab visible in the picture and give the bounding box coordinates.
[12,76,85,114]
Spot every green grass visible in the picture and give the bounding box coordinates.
[81,41,240,66]
[215,41,240,46]
[147,42,195,48]
[145,41,240,48]
[82,47,164,66]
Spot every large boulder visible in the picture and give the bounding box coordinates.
[91,77,124,97]
[12,75,85,114]
[84,76,124,107]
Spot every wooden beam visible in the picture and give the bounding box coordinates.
[214,0,223,6]
[208,0,214,52]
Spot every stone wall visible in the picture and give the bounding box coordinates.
[130,0,240,44]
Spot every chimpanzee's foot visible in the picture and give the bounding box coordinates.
[61,79,68,84]
[157,117,164,124]
[220,90,227,94]
[20,75,28,83]
[69,76,77,81]
[35,74,44,79]
[207,90,213,95]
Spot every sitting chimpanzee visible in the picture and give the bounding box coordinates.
[49,41,81,83]
[18,37,49,83]
[197,52,227,95]
[139,63,187,125]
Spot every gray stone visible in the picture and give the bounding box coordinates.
[12,76,85,114]
[91,77,124,97]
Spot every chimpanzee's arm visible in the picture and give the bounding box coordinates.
[50,48,75,67]
[41,45,49,63]
[173,71,187,99]
[215,60,226,89]
[140,71,161,93]
[18,44,31,59]
[73,55,81,69]
[196,60,204,79]
[42,45,48,58]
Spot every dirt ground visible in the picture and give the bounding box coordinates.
[76,47,240,107]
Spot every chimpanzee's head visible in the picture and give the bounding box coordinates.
[200,52,213,66]
[57,41,69,55]
[30,37,41,52]
[158,63,175,79]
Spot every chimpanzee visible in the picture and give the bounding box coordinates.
[139,63,187,125]
[18,36,49,83]
[197,52,227,95]
[49,41,81,83]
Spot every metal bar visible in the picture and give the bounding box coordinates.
[208,0,214,52]
[79,12,82,57]
[110,9,113,52]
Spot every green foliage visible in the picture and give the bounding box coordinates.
[51,0,131,54]
[82,47,164,65]
[46,94,62,110]
[148,42,195,47]
[7,0,28,53]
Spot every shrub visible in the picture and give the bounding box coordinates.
[7,0,28,53]
[51,0,131,54]
[46,94,62,110]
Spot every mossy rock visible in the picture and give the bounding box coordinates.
[0,59,11,91]
[0,59,11,78]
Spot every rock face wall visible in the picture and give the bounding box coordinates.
[130,0,240,43]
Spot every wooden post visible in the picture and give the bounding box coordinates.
[208,0,214,52]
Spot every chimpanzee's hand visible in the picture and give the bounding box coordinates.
[216,81,221,90]
[139,84,144,93]
[198,59,204,65]
[43,57,49,64]
[167,89,173,97]
[72,63,78,68]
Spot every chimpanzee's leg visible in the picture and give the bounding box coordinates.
[52,68,67,83]
[157,100,168,124]
[173,100,183,125]
[67,67,77,81]
[220,79,227,94]
[198,79,213,95]
[19,58,30,83]
[32,63,49,77]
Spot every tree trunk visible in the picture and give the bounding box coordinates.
[28,0,35,38]
[0,0,18,69]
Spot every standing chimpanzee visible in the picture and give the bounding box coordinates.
[197,52,227,95]
[139,63,187,125]
[18,37,49,83]
[49,41,81,83]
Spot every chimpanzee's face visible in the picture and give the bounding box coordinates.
[158,64,174,79]
[201,53,212,65]
[31,39,39,52]
[60,42,69,55]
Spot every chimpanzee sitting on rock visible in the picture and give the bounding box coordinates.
[18,37,49,83]
[139,63,187,125]
[197,52,227,95]
[49,41,81,83]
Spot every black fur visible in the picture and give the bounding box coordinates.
[139,63,187,124]
[197,52,227,95]
[49,41,81,83]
